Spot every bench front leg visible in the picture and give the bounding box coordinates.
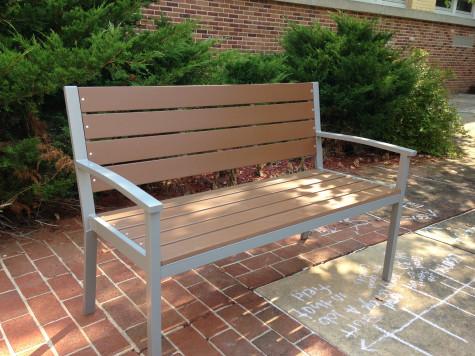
[382,154,411,282]
[145,210,162,356]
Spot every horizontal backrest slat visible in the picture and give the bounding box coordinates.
[92,138,315,192]
[87,121,314,165]
[78,83,313,112]
[83,101,313,139]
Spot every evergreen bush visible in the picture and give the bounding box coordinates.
[0,0,214,220]
[281,15,463,155]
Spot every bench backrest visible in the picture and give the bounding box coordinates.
[66,82,320,192]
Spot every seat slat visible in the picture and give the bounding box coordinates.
[92,138,315,191]
[129,185,398,264]
[101,170,322,223]
[83,101,313,139]
[78,83,313,112]
[125,180,377,243]
[109,174,349,231]
[160,186,397,264]
[87,121,314,165]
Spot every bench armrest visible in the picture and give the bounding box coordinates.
[75,159,163,214]
[317,131,417,157]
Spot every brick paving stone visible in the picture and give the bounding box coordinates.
[188,281,230,310]
[162,300,186,332]
[297,334,345,356]
[70,347,97,355]
[34,255,68,279]
[162,336,178,355]
[15,272,50,299]
[237,266,282,289]
[223,262,250,277]
[2,314,45,353]
[0,339,9,355]
[99,259,135,283]
[3,254,35,277]
[256,306,311,343]
[83,319,129,355]
[277,234,302,246]
[44,317,89,355]
[223,284,269,313]
[247,242,281,256]
[240,252,282,270]
[253,330,301,356]
[161,279,195,309]
[65,230,84,247]
[22,241,53,260]
[326,227,357,243]
[48,273,82,300]
[0,239,22,258]
[331,239,365,255]
[301,246,341,265]
[126,321,147,350]
[102,296,146,329]
[177,300,209,322]
[28,292,67,325]
[196,264,237,289]
[217,304,269,339]
[192,312,227,339]
[357,230,388,246]
[214,252,252,267]
[97,245,115,264]
[173,270,203,287]
[64,255,87,281]
[95,274,122,303]
[0,290,28,322]
[273,243,312,260]
[354,219,389,235]
[272,256,312,277]
[167,325,220,356]
[0,269,14,293]
[211,329,261,356]
[118,277,146,307]
[63,296,106,327]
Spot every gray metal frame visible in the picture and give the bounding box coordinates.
[64,82,415,356]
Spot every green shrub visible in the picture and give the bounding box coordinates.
[212,51,287,84]
[282,14,463,156]
[0,1,214,219]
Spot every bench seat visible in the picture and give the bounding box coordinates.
[98,169,398,266]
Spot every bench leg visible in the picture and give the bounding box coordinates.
[300,231,312,241]
[382,202,403,282]
[146,212,162,356]
[147,270,162,356]
[83,230,97,314]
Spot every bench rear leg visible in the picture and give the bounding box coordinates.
[300,231,312,241]
[83,230,98,314]
[382,202,403,282]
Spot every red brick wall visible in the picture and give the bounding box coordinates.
[142,0,475,93]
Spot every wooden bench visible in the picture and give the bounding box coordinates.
[64,82,416,355]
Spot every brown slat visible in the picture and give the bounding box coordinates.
[88,121,314,165]
[83,101,314,139]
[108,173,345,231]
[79,83,313,112]
[138,186,398,264]
[128,180,377,244]
[92,138,315,191]
[100,170,323,223]
[161,186,397,264]
[119,177,356,236]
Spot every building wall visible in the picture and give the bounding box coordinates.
[141,0,475,92]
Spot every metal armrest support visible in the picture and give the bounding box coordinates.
[75,159,163,214]
[316,131,416,196]
[317,131,417,157]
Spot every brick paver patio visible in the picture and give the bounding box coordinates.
[0,214,402,355]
